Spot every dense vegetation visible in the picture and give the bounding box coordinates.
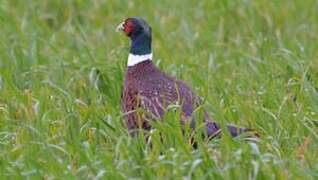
[0,0,317,179]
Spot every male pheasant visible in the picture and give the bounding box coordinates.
[117,17,257,139]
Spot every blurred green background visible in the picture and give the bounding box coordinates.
[0,0,317,179]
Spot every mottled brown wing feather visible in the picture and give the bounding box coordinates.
[137,74,198,125]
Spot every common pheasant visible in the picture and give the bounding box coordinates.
[117,17,257,140]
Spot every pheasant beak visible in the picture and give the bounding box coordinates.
[116,21,125,32]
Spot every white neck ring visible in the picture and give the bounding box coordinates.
[127,53,152,67]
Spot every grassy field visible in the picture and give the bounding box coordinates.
[0,0,317,179]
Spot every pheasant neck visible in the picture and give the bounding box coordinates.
[128,31,152,67]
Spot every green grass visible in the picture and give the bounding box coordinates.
[0,0,317,179]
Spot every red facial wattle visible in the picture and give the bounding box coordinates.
[124,20,134,36]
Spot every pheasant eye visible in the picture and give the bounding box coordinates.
[124,20,134,35]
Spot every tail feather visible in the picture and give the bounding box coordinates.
[206,122,260,141]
